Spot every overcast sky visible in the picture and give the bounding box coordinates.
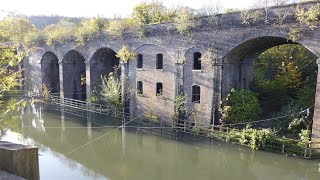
[0,0,255,18]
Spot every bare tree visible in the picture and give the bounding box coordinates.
[197,0,223,16]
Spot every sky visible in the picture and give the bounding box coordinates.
[0,0,254,19]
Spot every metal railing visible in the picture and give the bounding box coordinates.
[46,94,320,159]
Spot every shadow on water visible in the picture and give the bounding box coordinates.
[1,103,320,180]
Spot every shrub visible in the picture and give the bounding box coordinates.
[253,80,289,113]
[221,89,261,124]
[0,17,41,47]
[116,45,137,62]
[299,129,310,143]
[100,73,121,108]
[174,93,188,119]
[287,27,302,42]
[75,17,107,45]
[174,7,197,35]
[132,2,176,25]
[43,19,76,46]
[295,4,320,29]
[105,19,125,38]
[241,10,261,24]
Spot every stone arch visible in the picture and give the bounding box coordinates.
[89,47,120,90]
[62,50,86,100]
[222,36,319,96]
[222,35,320,142]
[41,51,59,94]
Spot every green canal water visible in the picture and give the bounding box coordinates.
[1,104,320,180]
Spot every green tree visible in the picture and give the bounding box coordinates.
[100,73,121,108]
[174,7,197,35]
[276,62,302,94]
[75,17,107,45]
[252,44,317,116]
[0,46,26,134]
[131,2,175,25]
[221,89,261,124]
[43,19,77,46]
[116,45,137,63]
[0,17,42,47]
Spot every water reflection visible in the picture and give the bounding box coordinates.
[1,105,320,180]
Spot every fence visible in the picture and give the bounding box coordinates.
[46,94,320,159]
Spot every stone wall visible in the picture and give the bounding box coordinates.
[23,1,320,139]
[129,44,177,121]
[183,47,214,126]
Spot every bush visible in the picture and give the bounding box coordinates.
[43,19,76,46]
[296,87,315,108]
[132,2,176,25]
[116,45,137,62]
[221,89,261,124]
[0,17,41,47]
[105,19,126,38]
[75,17,107,45]
[100,73,121,108]
[253,80,289,114]
[174,7,197,35]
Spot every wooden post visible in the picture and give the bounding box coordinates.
[0,141,39,180]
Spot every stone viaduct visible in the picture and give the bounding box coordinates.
[23,2,320,142]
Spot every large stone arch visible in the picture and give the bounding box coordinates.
[41,51,60,94]
[89,47,120,91]
[222,35,320,142]
[221,36,319,96]
[62,50,86,100]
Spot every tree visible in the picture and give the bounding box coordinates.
[131,1,175,25]
[252,0,294,22]
[100,73,122,108]
[0,45,26,135]
[0,17,42,47]
[221,89,261,124]
[116,45,137,63]
[276,62,302,94]
[197,0,223,16]
[174,7,197,34]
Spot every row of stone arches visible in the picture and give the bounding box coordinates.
[35,34,320,141]
[41,48,120,100]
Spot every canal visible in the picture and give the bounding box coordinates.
[1,104,320,180]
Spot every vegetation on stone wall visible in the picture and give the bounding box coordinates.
[174,93,188,119]
[241,10,262,24]
[100,73,122,108]
[174,8,197,35]
[0,1,318,46]
[43,19,76,46]
[116,45,137,63]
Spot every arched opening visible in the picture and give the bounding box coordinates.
[41,51,59,94]
[89,47,120,91]
[62,50,86,100]
[222,36,318,138]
